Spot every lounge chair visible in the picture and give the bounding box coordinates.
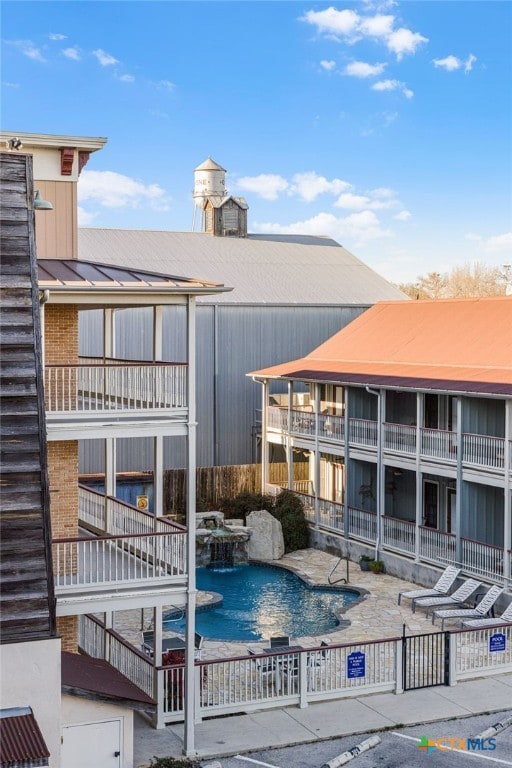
[398,565,461,611]
[413,578,482,617]
[461,600,512,629]
[432,585,504,629]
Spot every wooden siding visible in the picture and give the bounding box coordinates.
[0,152,56,643]
[33,179,77,259]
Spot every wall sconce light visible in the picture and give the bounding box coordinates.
[6,137,23,151]
[33,190,53,211]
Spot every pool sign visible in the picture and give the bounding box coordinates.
[489,633,506,653]
[347,651,366,679]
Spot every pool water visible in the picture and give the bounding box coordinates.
[164,563,360,642]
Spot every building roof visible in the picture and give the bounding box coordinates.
[205,195,248,209]
[61,652,156,707]
[0,708,50,768]
[37,258,231,306]
[249,297,512,395]
[0,130,106,153]
[78,229,406,305]
[194,156,226,172]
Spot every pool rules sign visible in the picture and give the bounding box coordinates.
[347,651,366,679]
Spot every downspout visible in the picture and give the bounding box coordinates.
[366,386,382,560]
[39,290,49,369]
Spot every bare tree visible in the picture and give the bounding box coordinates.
[398,261,509,299]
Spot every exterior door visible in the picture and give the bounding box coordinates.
[61,720,121,768]
[423,480,439,528]
[332,463,344,503]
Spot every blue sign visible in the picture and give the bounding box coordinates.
[489,633,506,653]
[347,651,366,679]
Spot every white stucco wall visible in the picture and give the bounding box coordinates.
[61,695,133,768]
[0,637,62,767]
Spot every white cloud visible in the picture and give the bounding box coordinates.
[301,8,427,59]
[255,209,392,244]
[301,8,360,39]
[359,14,394,38]
[154,80,175,92]
[320,59,336,71]
[394,210,411,221]
[92,49,119,66]
[118,74,135,82]
[8,40,47,62]
[386,27,428,59]
[78,170,170,211]
[77,206,98,226]
[237,174,289,200]
[370,187,394,198]
[464,231,512,253]
[62,47,81,61]
[2,81,19,88]
[49,33,67,41]
[372,79,413,98]
[464,54,477,73]
[344,60,386,78]
[335,190,398,210]
[290,171,351,202]
[485,232,512,252]
[433,53,477,73]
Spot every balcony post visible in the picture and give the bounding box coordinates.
[103,308,115,357]
[344,388,350,538]
[261,380,269,491]
[184,295,197,756]
[105,438,116,533]
[415,394,423,562]
[504,400,511,586]
[154,435,164,523]
[287,381,293,491]
[454,398,463,568]
[313,383,320,529]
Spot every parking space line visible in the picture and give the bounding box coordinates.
[234,755,282,768]
[391,732,512,766]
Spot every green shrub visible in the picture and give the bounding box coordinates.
[271,490,309,553]
[150,757,201,768]
[219,491,274,522]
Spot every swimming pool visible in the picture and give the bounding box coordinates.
[164,563,361,642]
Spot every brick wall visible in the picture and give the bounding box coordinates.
[44,304,78,364]
[48,441,78,540]
[57,616,78,653]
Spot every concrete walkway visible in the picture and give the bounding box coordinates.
[133,672,512,764]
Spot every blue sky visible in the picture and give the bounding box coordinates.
[2,1,511,284]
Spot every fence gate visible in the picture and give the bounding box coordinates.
[402,631,449,691]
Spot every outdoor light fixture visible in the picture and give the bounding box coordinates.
[33,190,53,211]
[6,137,23,151]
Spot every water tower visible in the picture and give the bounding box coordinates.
[192,157,226,230]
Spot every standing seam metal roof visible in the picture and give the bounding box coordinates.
[77,229,406,305]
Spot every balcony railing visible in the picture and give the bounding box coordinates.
[266,409,511,473]
[52,529,187,592]
[44,361,187,414]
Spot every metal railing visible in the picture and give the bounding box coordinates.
[463,433,506,470]
[382,516,416,555]
[420,427,458,461]
[349,418,378,448]
[383,423,416,454]
[347,506,377,542]
[44,361,187,414]
[53,529,186,592]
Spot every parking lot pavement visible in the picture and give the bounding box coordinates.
[217,710,512,768]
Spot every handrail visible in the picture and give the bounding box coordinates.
[50,359,187,368]
[78,483,187,531]
[328,556,349,585]
[85,613,151,663]
[53,529,186,544]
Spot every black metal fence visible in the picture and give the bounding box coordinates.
[402,629,449,691]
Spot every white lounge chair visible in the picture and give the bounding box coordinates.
[413,578,482,617]
[461,601,512,628]
[398,565,461,611]
[432,585,504,629]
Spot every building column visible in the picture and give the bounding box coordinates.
[415,393,424,562]
[455,397,463,567]
[104,308,115,358]
[344,388,350,538]
[104,438,116,532]
[504,399,511,586]
[153,435,164,523]
[313,383,320,529]
[261,380,269,491]
[287,381,294,491]
[184,296,197,756]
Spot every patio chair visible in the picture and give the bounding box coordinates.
[269,635,290,648]
[432,585,504,629]
[248,648,277,689]
[397,565,461,611]
[413,578,482,617]
[461,601,512,628]
[194,632,204,660]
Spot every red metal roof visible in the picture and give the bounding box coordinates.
[250,297,512,395]
[61,652,155,706]
[0,707,50,767]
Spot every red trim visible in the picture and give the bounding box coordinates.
[60,147,75,175]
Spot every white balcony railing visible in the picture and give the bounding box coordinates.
[382,516,416,555]
[53,529,186,592]
[44,362,187,414]
[267,405,289,431]
[418,526,456,565]
[463,433,506,470]
[347,506,377,542]
[348,419,378,448]
[319,413,344,441]
[383,423,416,454]
[461,537,504,581]
[420,427,457,461]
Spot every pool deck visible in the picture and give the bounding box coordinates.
[115,548,443,659]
